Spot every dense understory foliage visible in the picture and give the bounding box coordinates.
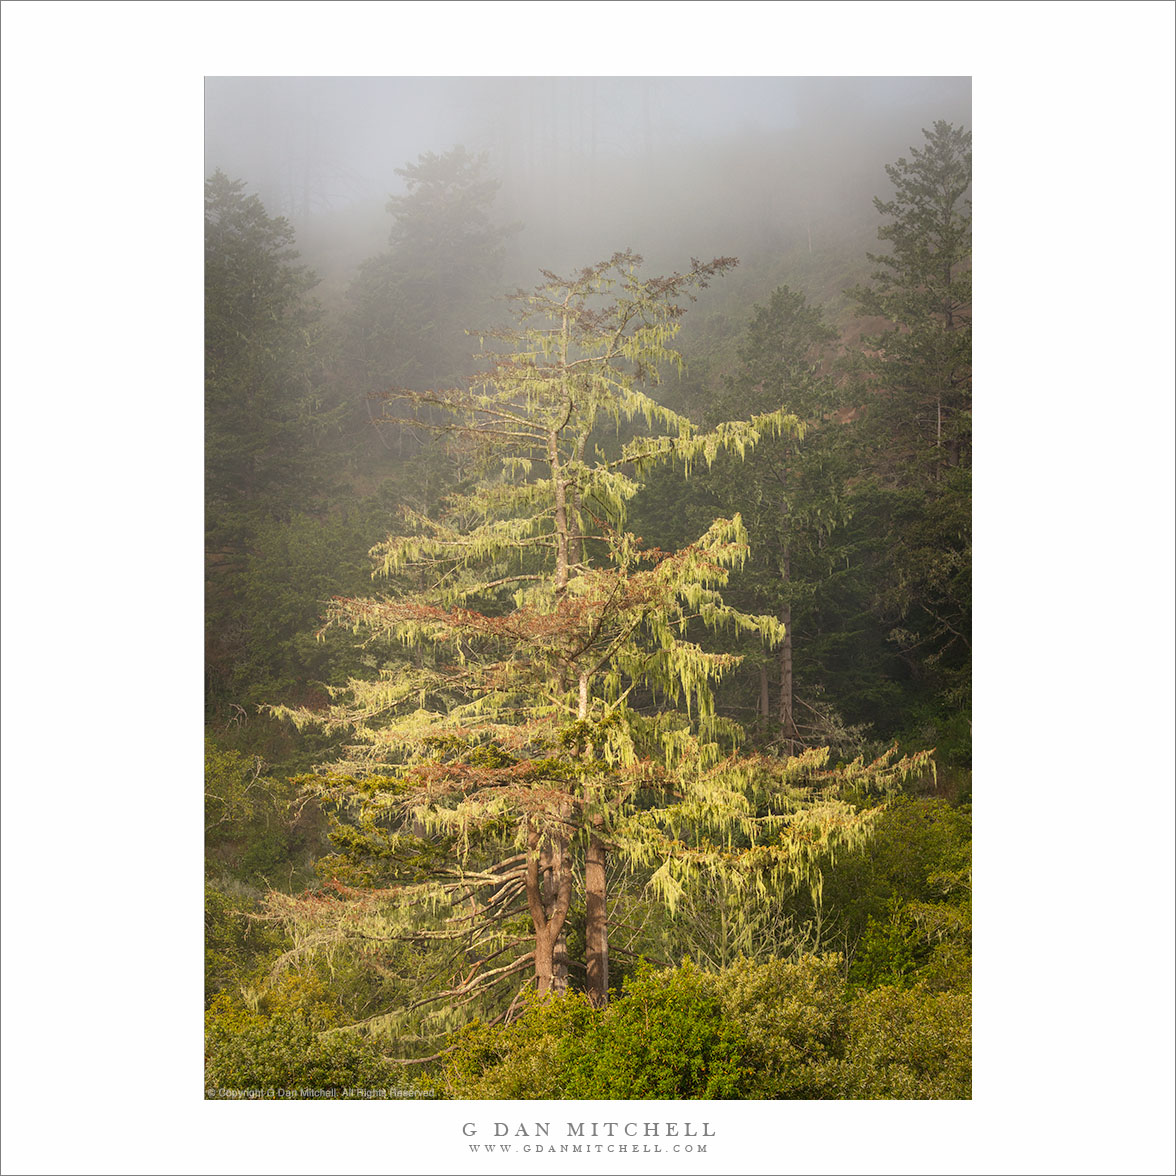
[204,953,970,1100]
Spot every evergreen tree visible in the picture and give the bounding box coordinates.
[341,146,520,473]
[851,120,971,478]
[846,122,972,759]
[205,171,333,522]
[205,172,344,716]
[702,287,853,752]
[272,253,931,1036]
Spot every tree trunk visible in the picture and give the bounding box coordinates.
[777,450,799,756]
[532,923,557,997]
[579,670,610,1007]
[540,823,570,992]
[550,427,569,591]
[526,824,571,998]
[585,831,608,1005]
[778,559,798,757]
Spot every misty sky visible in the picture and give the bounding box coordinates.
[204,75,971,291]
[206,76,970,209]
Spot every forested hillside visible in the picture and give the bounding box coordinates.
[205,119,972,1100]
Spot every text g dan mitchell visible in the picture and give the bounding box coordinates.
[462,1122,715,1139]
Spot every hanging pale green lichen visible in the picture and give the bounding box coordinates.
[266,252,935,1044]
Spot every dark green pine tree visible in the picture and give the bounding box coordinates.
[701,287,854,754]
[846,122,972,760]
[205,171,335,524]
[205,171,344,715]
[850,120,971,480]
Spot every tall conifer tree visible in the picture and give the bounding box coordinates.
[851,120,971,478]
[847,121,972,755]
[704,287,849,752]
[273,254,929,1031]
[205,171,343,714]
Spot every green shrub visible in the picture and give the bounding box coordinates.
[849,901,925,990]
[719,954,849,1098]
[442,963,745,1099]
[444,959,827,1099]
[205,994,403,1097]
[564,962,746,1099]
[442,991,599,1099]
[435,955,970,1101]
[827,984,972,1099]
